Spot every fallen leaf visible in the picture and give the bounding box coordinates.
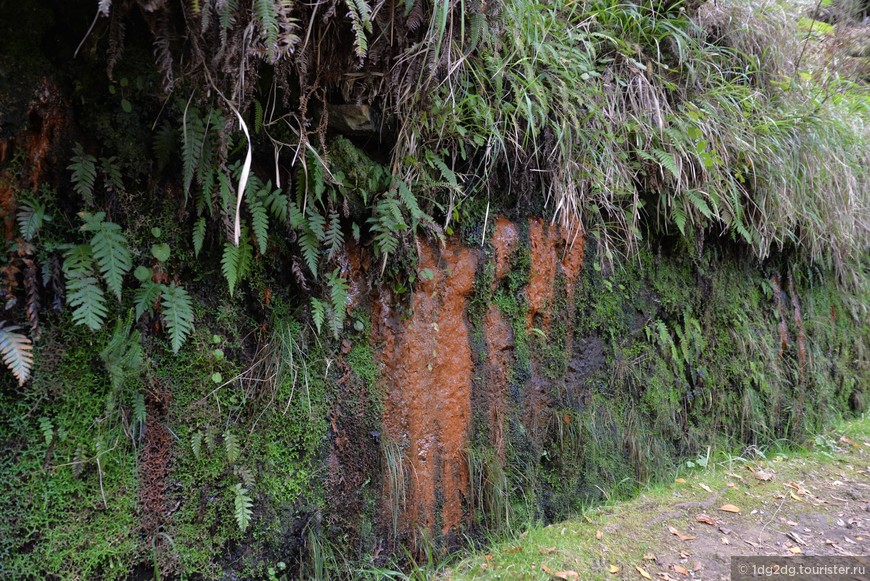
[787,520,798,526]
[610,565,621,574]
[720,504,741,513]
[790,492,803,502]
[727,482,738,488]
[505,546,524,554]
[722,537,730,545]
[754,469,775,481]
[667,526,696,541]
[643,552,657,561]
[696,514,717,526]
[596,530,604,540]
[699,483,712,493]
[540,547,557,555]
[636,565,652,579]
[675,478,687,484]
[790,547,802,554]
[673,564,690,575]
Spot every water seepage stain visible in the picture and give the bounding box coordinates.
[491,216,518,286]
[483,305,512,462]
[526,218,585,329]
[373,240,477,537]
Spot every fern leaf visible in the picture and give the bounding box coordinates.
[0,323,33,386]
[161,283,194,353]
[64,245,108,330]
[255,0,279,53]
[68,144,97,206]
[326,268,349,339]
[222,242,240,296]
[38,416,53,446]
[306,208,326,241]
[263,182,288,222]
[288,200,305,228]
[100,315,143,391]
[325,209,344,259]
[82,212,132,301]
[192,217,207,258]
[100,156,125,194]
[182,107,206,196]
[17,200,48,241]
[653,148,680,181]
[253,99,264,134]
[132,391,146,436]
[298,229,320,277]
[247,196,269,254]
[224,430,240,463]
[233,483,253,532]
[310,297,326,334]
[191,430,203,458]
[134,280,162,320]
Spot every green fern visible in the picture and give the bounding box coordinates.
[68,144,98,206]
[218,0,239,44]
[325,268,349,339]
[191,430,204,458]
[134,280,162,320]
[182,107,207,196]
[132,391,146,440]
[100,314,143,391]
[38,416,53,446]
[224,430,240,463]
[221,233,253,296]
[100,156,125,194]
[233,483,253,532]
[298,228,321,277]
[161,283,194,353]
[310,297,326,334]
[193,217,207,257]
[81,212,132,301]
[255,0,279,52]
[325,210,344,259]
[64,244,109,330]
[0,323,33,386]
[16,199,49,241]
[247,196,269,254]
[344,0,373,60]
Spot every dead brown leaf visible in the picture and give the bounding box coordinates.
[698,483,712,493]
[696,513,717,526]
[673,565,689,576]
[643,552,657,562]
[596,530,604,540]
[675,478,687,484]
[540,546,557,555]
[609,565,621,574]
[636,565,652,579]
[719,504,741,513]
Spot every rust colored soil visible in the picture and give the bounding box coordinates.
[491,216,518,286]
[483,305,513,462]
[375,240,477,536]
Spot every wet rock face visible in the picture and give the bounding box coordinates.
[370,216,585,541]
[373,241,478,538]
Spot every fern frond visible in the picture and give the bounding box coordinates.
[325,210,344,259]
[191,430,204,458]
[344,0,373,60]
[255,0,280,53]
[193,217,207,258]
[306,207,326,241]
[218,0,239,44]
[161,283,194,353]
[81,212,132,301]
[100,156,125,194]
[100,314,143,391]
[134,280,162,320]
[182,107,207,197]
[67,275,108,330]
[222,242,239,296]
[224,430,240,463]
[247,196,269,254]
[310,297,326,334]
[17,199,48,241]
[68,144,97,206]
[263,182,288,222]
[299,229,320,277]
[0,323,33,386]
[233,483,253,532]
[326,268,349,339]
[63,244,108,330]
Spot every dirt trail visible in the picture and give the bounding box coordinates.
[448,421,870,580]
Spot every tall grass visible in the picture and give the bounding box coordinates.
[397,0,869,278]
